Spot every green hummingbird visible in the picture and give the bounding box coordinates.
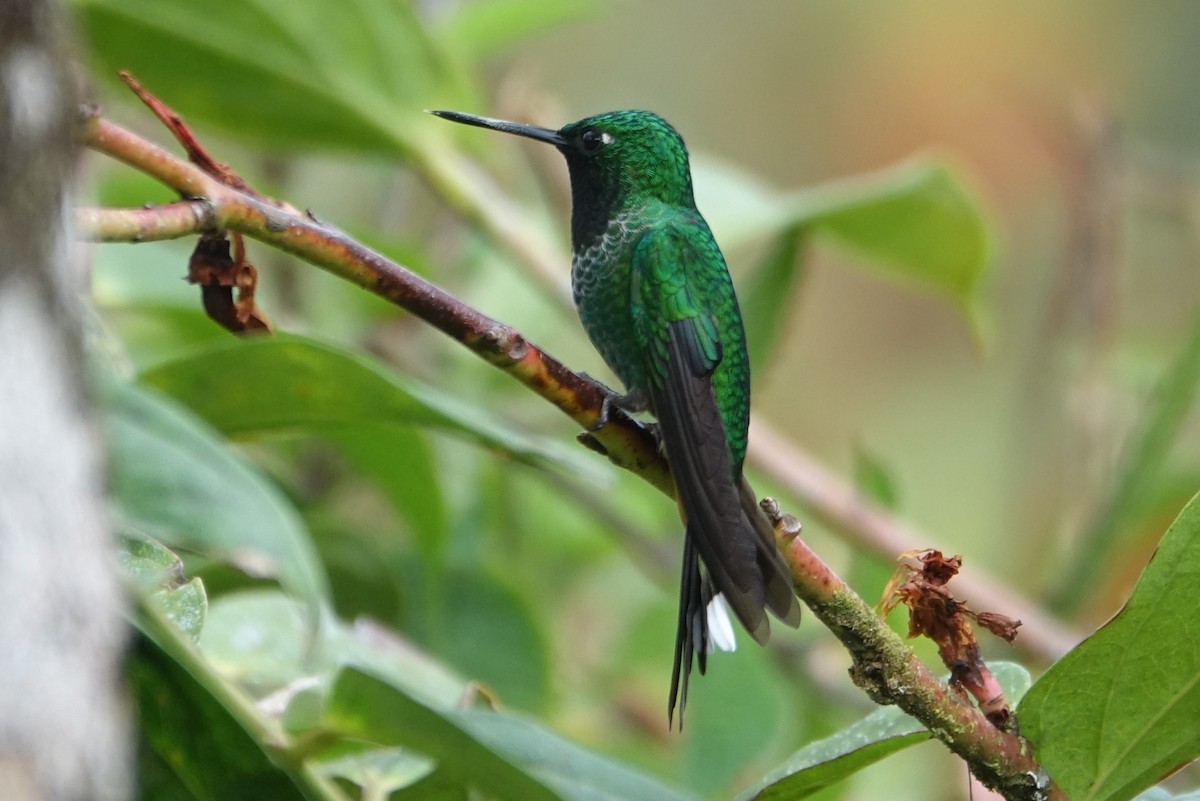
[432,109,801,724]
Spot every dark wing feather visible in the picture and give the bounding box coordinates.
[740,477,803,627]
[652,319,770,637]
[632,223,801,725]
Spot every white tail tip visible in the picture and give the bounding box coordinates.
[706,593,738,654]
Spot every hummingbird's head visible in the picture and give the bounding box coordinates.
[430,108,696,248]
[556,110,694,207]
[555,110,695,247]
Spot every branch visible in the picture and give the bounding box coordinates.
[81,111,672,498]
[80,201,216,243]
[79,110,1060,800]
[763,503,1060,801]
[748,418,1081,662]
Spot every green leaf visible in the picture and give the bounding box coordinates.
[793,158,990,307]
[697,155,991,354]
[853,446,901,511]
[741,225,807,370]
[741,662,1032,800]
[119,528,192,590]
[139,334,605,481]
[320,666,698,801]
[745,711,927,801]
[201,590,467,709]
[76,0,463,154]
[120,530,310,799]
[316,746,436,797]
[119,530,209,642]
[454,708,700,801]
[104,378,330,607]
[437,568,551,713]
[329,424,449,564]
[199,590,311,695]
[128,632,304,801]
[438,0,598,62]
[321,667,561,801]
[1020,491,1200,801]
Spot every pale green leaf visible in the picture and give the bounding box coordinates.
[138,334,606,482]
[316,747,436,797]
[741,225,806,370]
[104,378,330,606]
[790,158,990,305]
[741,662,1032,800]
[854,447,901,511]
[119,530,208,642]
[201,590,466,710]
[456,709,699,801]
[320,666,699,801]
[698,155,991,361]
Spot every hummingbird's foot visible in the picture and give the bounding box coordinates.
[585,383,650,432]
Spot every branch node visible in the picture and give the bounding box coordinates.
[265,210,290,233]
[759,496,782,522]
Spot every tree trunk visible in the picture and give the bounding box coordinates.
[0,4,131,800]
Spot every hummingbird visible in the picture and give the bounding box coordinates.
[431,109,801,725]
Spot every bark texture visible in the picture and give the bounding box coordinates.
[0,4,130,800]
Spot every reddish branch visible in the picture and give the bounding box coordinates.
[77,96,1062,800]
[119,71,257,195]
[80,110,672,496]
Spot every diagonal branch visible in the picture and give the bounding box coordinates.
[78,110,1062,800]
[748,418,1080,661]
[764,503,1058,800]
[81,111,673,497]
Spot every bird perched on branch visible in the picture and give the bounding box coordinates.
[432,108,801,726]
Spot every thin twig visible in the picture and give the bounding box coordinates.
[79,201,216,243]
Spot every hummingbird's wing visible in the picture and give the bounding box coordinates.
[632,224,765,628]
[631,222,800,723]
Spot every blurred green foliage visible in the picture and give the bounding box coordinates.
[74,1,1200,799]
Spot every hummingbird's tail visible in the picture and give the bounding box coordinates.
[739,475,804,629]
[654,322,801,727]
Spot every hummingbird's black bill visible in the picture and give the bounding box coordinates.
[428,109,567,147]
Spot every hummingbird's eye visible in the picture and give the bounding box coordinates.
[580,128,611,153]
